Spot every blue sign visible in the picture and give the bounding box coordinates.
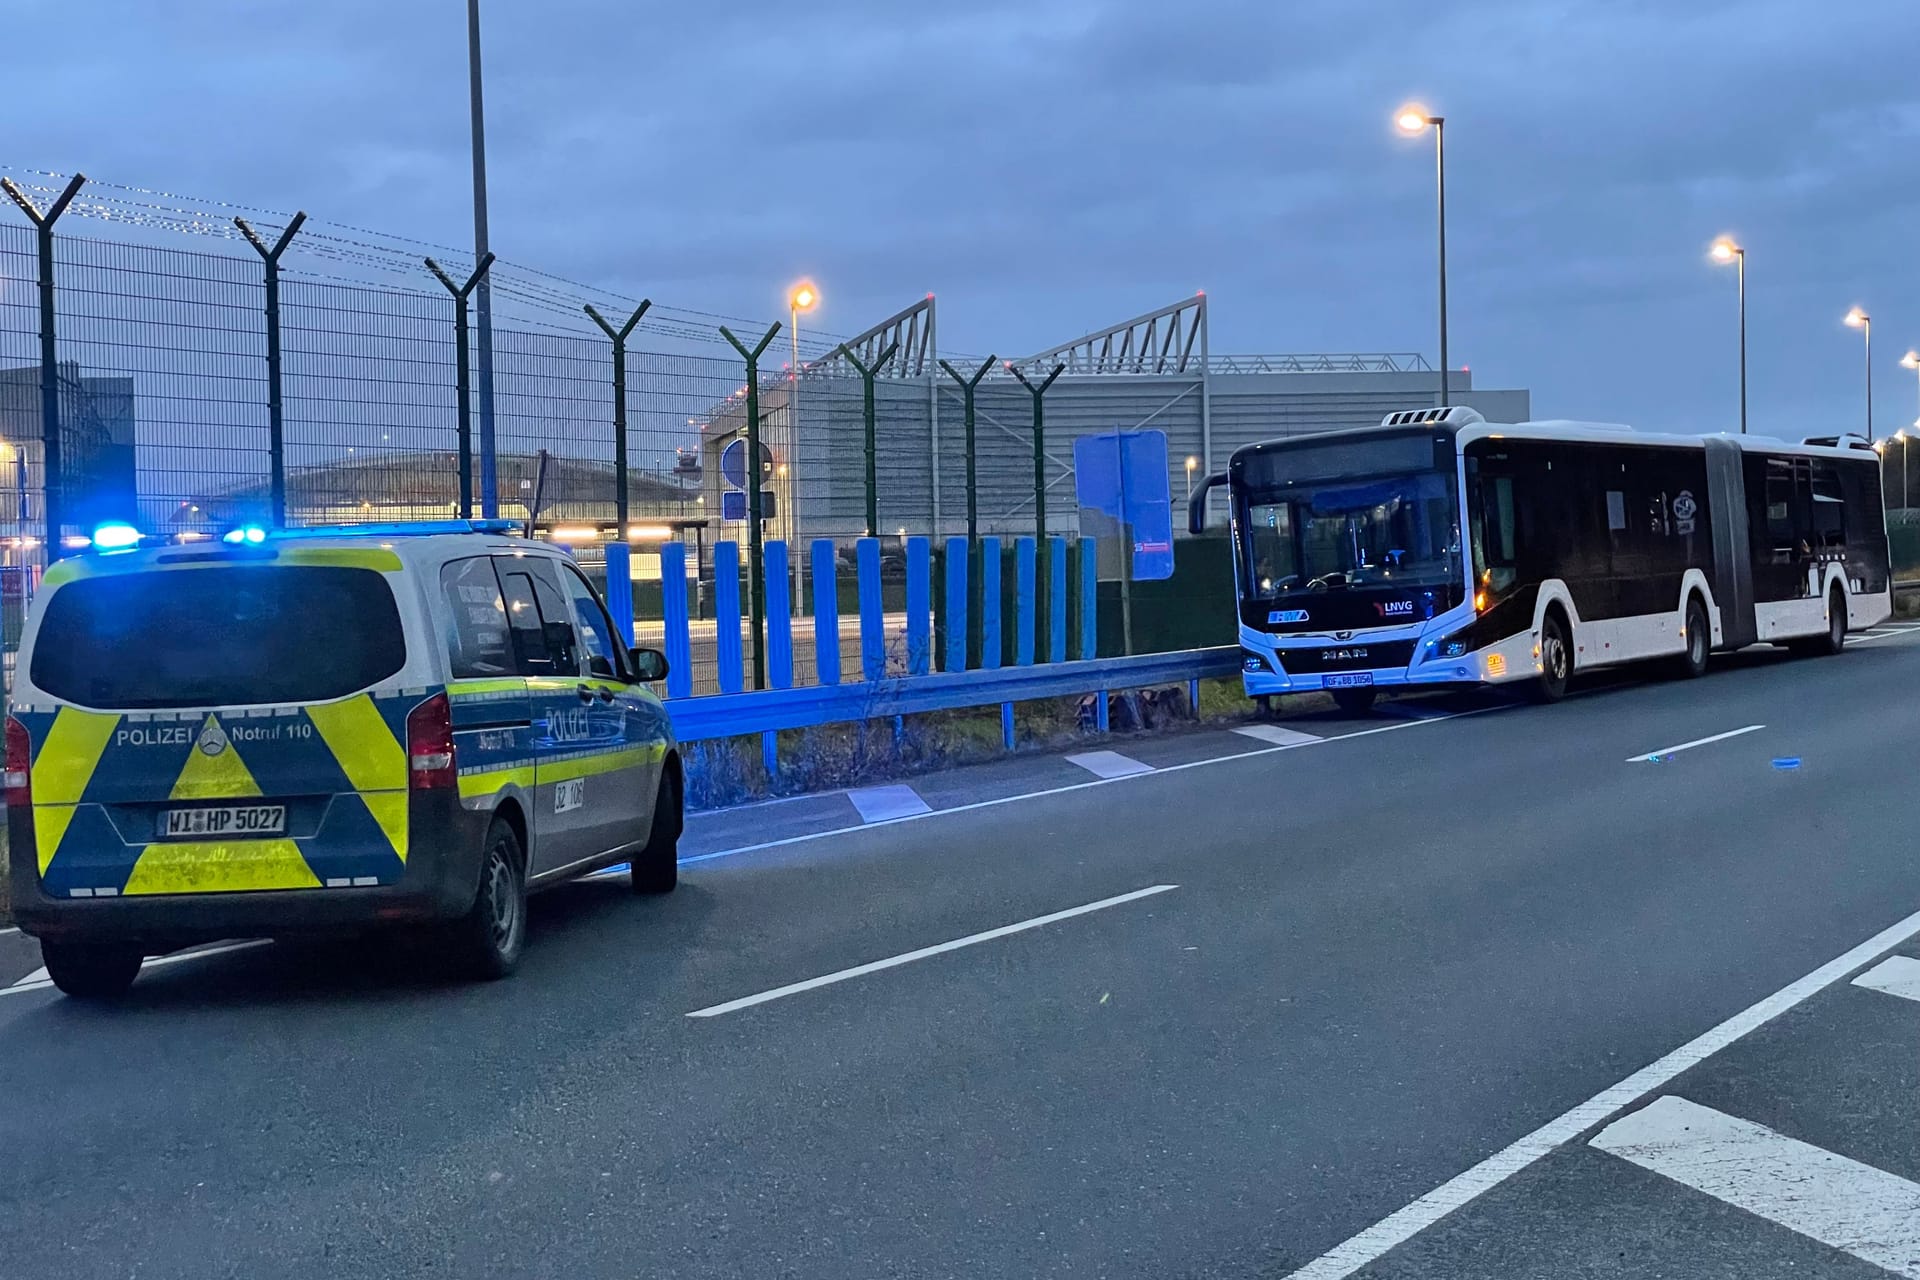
[1073,429,1175,581]
[721,489,777,522]
[720,440,773,491]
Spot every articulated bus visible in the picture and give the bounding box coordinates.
[1188,407,1892,710]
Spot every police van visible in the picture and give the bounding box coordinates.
[5,519,683,998]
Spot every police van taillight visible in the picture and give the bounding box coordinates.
[406,693,457,791]
[4,715,31,809]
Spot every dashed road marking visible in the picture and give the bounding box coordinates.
[847,784,932,824]
[1626,724,1765,763]
[1065,750,1153,779]
[1233,724,1322,746]
[1591,1096,1920,1279]
[1852,954,1920,1005]
[686,883,1180,1018]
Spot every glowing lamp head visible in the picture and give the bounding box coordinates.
[789,283,818,312]
[1709,237,1739,263]
[1903,351,1920,370]
[1846,307,1870,329]
[90,521,141,551]
[1185,456,1199,472]
[1395,105,1431,134]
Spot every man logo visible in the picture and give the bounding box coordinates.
[1375,600,1416,618]
[195,719,230,757]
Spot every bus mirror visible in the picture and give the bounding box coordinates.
[1188,471,1228,535]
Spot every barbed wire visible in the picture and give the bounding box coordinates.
[0,165,857,357]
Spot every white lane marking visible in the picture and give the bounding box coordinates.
[1233,724,1322,747]
[1626,724,1765,763]
[0,939,272,999]
[1591,1096,1920,1278]
[1279,905,1920,1280]
[687,884,1179,1018]
[0,926,19,938]
[1064,750,1153,779]
[847,784,932,824]
[1851,627,1920,646]
[1852,953,1920,1004]
[12,966,47,987]
[676,705,1509,869]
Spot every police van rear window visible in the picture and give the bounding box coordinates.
[30,565,407,710]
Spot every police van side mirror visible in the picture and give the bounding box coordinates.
[629,647,669,683]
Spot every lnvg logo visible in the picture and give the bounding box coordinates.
[1374,600,1415,618]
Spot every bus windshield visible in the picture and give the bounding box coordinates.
[1242,469,1461,598]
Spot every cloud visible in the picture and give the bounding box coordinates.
[7,0,1920,436]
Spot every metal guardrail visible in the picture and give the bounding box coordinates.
[667,645,1242,744]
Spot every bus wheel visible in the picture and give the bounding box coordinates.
[1675,597,1710,679]
[1330,687,1378,714]
[1530,613,1571,703]
[1811,586,1847,656]
[41,941,144,1000]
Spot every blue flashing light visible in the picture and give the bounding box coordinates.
[222,525,269,546]
[90,521,143,551]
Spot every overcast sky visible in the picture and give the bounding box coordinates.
[12,0,1920,437]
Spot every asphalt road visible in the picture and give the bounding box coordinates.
[3,626,1919,1279]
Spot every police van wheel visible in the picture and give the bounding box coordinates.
[631,770,682,896]
[450,819,527,980]
[42,941,143,1000]
[1330,687,1377,714]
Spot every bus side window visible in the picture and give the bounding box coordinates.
[1473,470,1518,595]
[1811,459,1845,550]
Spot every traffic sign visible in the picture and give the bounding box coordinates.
[720,439,774,490]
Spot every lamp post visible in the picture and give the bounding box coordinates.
[466,0,498,517]
[1184,455,1198,504]
[1396,104,1449,407]
[1845,307,1872,442]
[786,282,817,605]
[1709,237,1746,434]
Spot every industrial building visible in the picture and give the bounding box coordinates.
[695,293,1529,547]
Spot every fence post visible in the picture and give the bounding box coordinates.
[765,540,793,690]
[584,301,652,530]
[811,538,841,685]
[720,323,781,692]
[979,536,1003,670]
[659,541,692,699]
[713,539,743,695]
[856,536,884,681]
[235,212,307,527]
[1014,536,1037,666]
[426,253,496,518]
[944,535,969,673]
[1078,536,1099,660]
[1008,362,1065,660]
[2,173,86,555]
[1047,535,1068,663]
[905,536,931,676]
[838,342,900,537]
[941,355,997,670]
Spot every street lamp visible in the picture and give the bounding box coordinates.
[1184,455,1199,504]
[1845,306,1872,441]
[1709,237,1746,434]
[1396,103,1449,408]
[1892,429,1910,518]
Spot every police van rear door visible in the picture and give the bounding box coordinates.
[14,552,417,898]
